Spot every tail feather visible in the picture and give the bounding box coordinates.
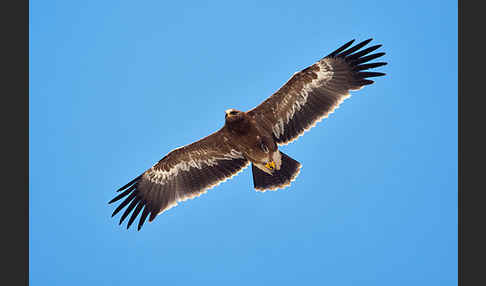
[252,152,302,191]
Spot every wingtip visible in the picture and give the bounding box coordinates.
[346,39,356,47]
[326,39,356,58]
[357,71,386,78]
[362,38,373,45]
[116,174,143,192]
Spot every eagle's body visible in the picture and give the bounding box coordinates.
[109,38,387,230]
[224,109,281,175]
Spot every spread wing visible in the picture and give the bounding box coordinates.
[248,39,387,145]
[109,128,249,230]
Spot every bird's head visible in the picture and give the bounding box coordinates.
[225,109,243,122]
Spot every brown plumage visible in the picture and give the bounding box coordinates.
[109,38,387,230]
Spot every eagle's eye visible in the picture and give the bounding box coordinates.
[230,111,238,115]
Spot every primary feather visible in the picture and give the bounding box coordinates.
[248,38,386,145]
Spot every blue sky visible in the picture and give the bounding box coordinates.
[30,1,457,285]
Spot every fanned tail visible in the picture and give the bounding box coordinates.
[252,152,301,191]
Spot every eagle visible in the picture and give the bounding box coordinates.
[109,38,387,230]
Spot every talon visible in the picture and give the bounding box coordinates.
[265,161,276,170]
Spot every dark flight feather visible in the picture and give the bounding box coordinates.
[248,39,387,146]
[109,129,249,230]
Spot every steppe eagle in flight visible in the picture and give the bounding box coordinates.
[109,38,387,230]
